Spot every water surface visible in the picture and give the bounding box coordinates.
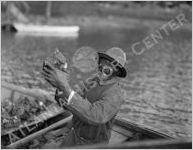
[1,22,192,138]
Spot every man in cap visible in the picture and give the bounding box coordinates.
[42,47,127,147]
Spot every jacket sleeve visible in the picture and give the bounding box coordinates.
[63,87,123,125]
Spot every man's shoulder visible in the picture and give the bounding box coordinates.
[102,82,124,106]
[103,82,122,96]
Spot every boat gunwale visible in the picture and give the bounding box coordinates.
[74,138,192,149]
[114,117,174,139]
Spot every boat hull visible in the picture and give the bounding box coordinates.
[14,23,79,33]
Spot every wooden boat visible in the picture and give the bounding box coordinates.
[1,82,191,149]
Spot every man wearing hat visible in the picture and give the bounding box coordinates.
[42,47,127,147]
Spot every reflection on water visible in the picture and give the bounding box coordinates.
[1,24,192,138]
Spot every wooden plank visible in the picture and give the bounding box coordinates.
[112,125,133,137]
[114,117,173,139]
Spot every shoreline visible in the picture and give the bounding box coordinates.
[12,15,192,31]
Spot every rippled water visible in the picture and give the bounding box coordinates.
[1,20,192,138]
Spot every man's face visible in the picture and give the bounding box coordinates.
[98,59,116,81]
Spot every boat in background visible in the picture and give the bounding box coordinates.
[2,23,80,37]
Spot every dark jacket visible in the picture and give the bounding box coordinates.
[56,77,123,147]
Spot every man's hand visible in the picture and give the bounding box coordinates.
[41,61,71,95]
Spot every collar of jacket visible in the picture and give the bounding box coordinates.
[98,76,119,86]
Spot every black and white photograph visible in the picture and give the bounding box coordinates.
[1,1,192,149]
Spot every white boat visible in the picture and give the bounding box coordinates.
[13,23,80,37]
